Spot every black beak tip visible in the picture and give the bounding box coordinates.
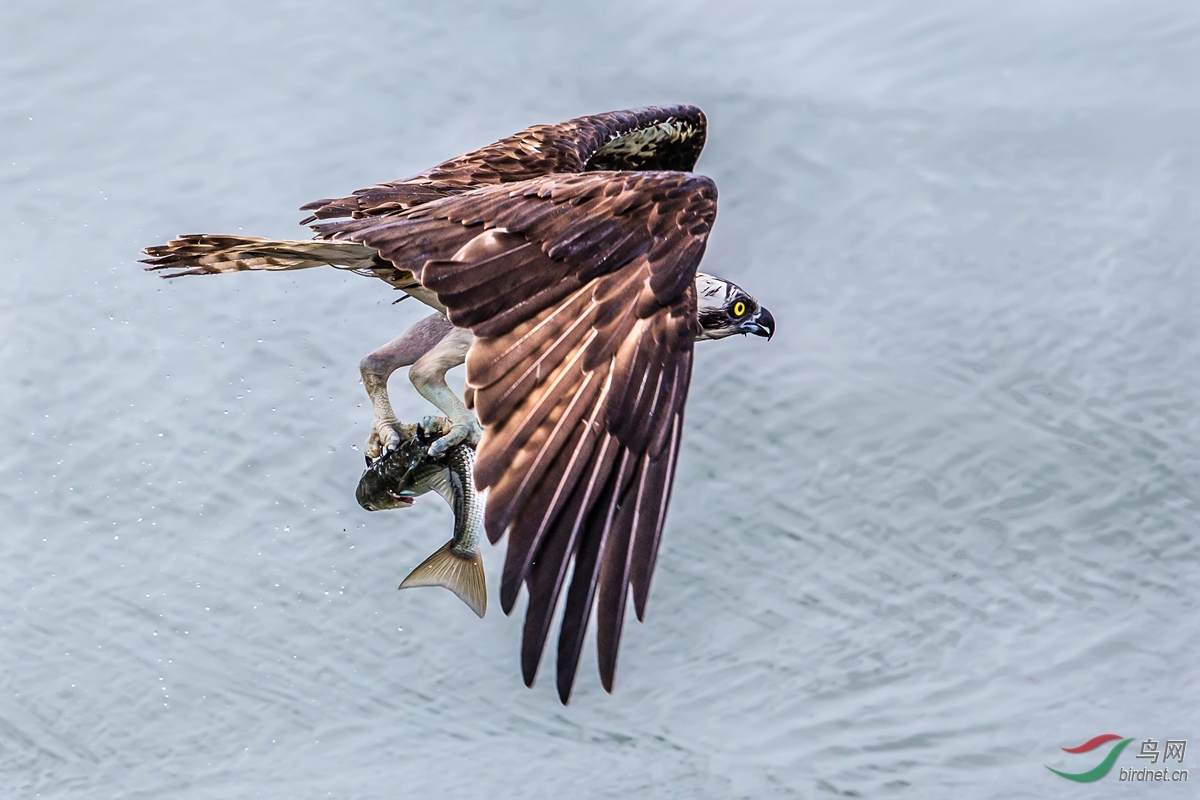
[756,306,775,341]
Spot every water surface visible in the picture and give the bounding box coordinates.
[2,2,1197,797]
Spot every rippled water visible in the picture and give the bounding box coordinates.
[2,2,1198,797]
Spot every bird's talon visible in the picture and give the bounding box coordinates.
[368,419,414,462]
[419,415,451,440]
[426,420,482,458]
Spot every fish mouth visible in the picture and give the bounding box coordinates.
[362,493,415,511]
[387,492,416,508]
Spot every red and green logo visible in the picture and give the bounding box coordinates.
[1046,734,1134,782]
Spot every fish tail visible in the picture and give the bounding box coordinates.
[398,540,487,618]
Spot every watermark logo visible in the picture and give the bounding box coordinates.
[1046,735,1188,783]
[1046,735,1133,782]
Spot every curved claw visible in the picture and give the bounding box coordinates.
[427,418,483,459]
[367,418,415,460]
[419,415,451,440]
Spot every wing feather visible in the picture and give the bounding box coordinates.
[417,240,538,295]
[632,411,686,621]
[517,405,619,682]
[300,105,707,224]
[465,284,593,390]
[489,364,603,559]
[519,451,592,684]
[595,450,649,691]
[342,170,715,701]
[473,301,599,429]
[477,331,601,512]
[555,443,633,703]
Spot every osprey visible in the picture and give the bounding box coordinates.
[143,105,775,703]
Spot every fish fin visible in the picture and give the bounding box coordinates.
[425,468,457,508]
[399,540,487,618]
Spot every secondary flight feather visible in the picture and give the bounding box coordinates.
[142,105,774,703]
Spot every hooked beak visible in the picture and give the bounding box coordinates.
[746,305,775,340]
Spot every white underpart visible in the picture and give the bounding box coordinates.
[695,272,732,311]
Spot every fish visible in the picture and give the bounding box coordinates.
[356,427,486,617]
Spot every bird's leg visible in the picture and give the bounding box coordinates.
[360,312,454,459]
[409,326,481,458]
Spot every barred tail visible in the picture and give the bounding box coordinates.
[140,234,379,278]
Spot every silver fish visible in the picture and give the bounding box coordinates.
[356,427,486,617]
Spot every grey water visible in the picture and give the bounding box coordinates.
[2,2,1197,797]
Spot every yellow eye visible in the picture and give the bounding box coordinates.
[732,301,747,317]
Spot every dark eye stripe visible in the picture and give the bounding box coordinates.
[698,309,728,330]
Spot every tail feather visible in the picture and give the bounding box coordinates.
[140,234,378,277]
[399,540,487,618]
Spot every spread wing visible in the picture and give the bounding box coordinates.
[299,105,706,224]
[323,171,716,702]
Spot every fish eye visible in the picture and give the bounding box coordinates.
[732,300,747,318]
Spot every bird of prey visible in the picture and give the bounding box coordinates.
[142,105,775,704]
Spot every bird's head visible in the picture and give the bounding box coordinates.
[694,273,774,341]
